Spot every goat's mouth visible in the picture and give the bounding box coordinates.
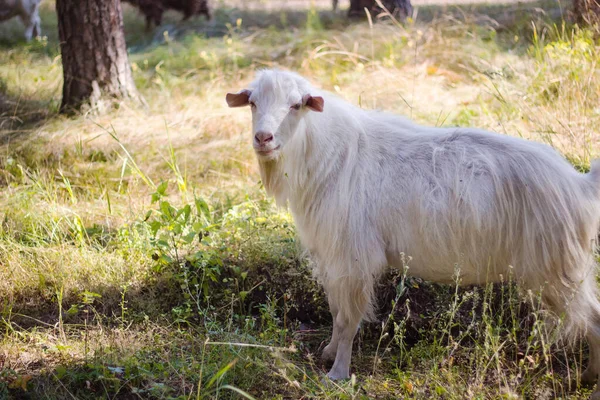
[255,145,281,157]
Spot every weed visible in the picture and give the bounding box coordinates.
[0,0,599,399]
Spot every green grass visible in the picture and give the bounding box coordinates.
[1,0,599,398]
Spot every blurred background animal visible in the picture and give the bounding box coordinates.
[123,0,210,30]
[0,0,41,41]
[334,0,413,19]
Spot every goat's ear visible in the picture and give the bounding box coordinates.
[303,94,324,112]
[226,89,252,107]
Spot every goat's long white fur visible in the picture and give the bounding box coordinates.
[227,69,600,389]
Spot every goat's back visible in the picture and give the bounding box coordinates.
[362,121,600,285]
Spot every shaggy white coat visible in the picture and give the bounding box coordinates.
[227,70,600,391]
[0,0,42,41]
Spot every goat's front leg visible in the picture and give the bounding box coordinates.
[32,13,41,38]
[30,3,41,38]
[586,333,600,400]
[325,278,369,380]
[20,14,34,41]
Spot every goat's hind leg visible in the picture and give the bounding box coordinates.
[584,309,600,398]
[322,294,340,362]
[32,15,41,38]
[582,333,599,385]
[19,14,34,41]
[563,272,600,397]
[585,328,600,400]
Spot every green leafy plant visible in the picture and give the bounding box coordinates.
[145,181,223,321]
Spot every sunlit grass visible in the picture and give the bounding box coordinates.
[0,0,599,398]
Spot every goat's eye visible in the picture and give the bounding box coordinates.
[249,101,256,108]
[291,103,301,110]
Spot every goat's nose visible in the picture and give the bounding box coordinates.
[255,131,274,145]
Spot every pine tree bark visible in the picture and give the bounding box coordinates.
[573,0,600,25]
[56,0,141,113]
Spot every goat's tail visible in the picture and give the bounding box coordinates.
[563,270,600,340]
[589,159,600,230]
[562,159,600,341]
[589,159,600,196]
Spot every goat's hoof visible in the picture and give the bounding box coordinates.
[326,369,349,381]
[321,344,337,363]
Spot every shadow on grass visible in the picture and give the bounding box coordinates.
[4,254,327,333]
[2,251,316,398]
[3,325,287,400]
[0,79,58,145]
[2,267,592,399]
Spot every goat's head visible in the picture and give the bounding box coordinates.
[226,70,324,161]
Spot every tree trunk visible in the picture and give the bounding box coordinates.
[349,0,413,20]
[573,0,600,25]
[56,0,141,113]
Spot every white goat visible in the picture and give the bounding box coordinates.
[0,0,42,41]
[226,70,600,394]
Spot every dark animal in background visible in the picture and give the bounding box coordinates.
[334,0,412,20]
[0,0,42,41]
[123,0,210,30]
